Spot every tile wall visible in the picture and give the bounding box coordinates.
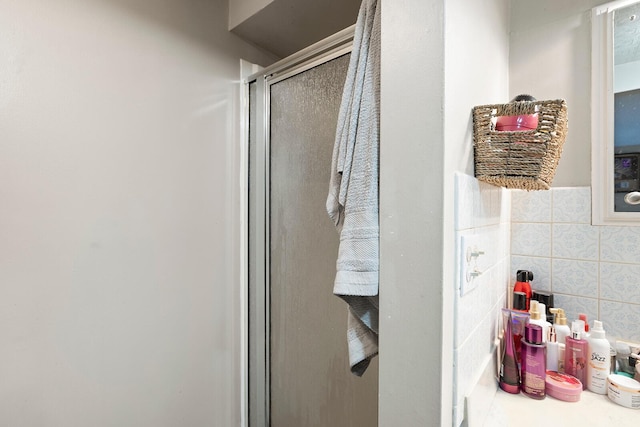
[511,187,640,343]
[453,173,511,427]
[453,178,640,426]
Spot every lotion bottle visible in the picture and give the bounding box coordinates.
[587,320,610,394]
[528,300,550,342]
[550,307,571,345]
[565,320,588,389]
[521,323,546,399]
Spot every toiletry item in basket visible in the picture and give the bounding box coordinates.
[499,309,521,394]
[565,320,589,389]
[522,323,546,399]
[587,320,610,394]
[495,95,539,132]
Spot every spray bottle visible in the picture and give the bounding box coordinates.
[514,270,533,311]
[587,320,610,394]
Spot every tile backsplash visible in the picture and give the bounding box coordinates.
[453,177,640,427]
[453,173,510,427]
[511,187,640,343]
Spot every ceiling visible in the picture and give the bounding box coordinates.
[615,3,640,65]
[230,0,362,59]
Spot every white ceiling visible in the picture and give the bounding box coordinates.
[230,0,362,59]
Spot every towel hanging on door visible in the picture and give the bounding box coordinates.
[326,0,380,376]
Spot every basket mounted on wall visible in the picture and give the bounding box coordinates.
[472,98,568,190]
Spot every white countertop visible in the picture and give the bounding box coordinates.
[484,387,638,427]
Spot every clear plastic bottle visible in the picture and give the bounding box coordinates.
[546,326,559,372]
[587,320,610,394]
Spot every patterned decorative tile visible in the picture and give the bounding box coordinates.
[601,226,640,264]
[511,223,551,256]
[552,294,598,329]
[600,300,640,342]
[551,259,599,298]
[552,187,591,223]
[510,255,552,292]
[552,224,599,260]
[511,189,552,223]
[600,262,640,304]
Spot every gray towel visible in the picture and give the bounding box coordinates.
[326,0,380,376]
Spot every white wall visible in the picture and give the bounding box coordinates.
[510,0,609,187]
[444,1,510,425]
[379,0,509,425]
[0,0,275,425]
[379,1,447,425]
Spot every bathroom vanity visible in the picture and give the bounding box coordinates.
[484,387,636,426]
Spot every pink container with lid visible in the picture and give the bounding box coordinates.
[495,94,539,132]
[495,114,539,132]
[545,370,583,402]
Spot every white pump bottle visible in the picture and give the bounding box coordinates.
[587,320,610,394]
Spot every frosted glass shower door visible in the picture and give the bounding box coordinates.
[248,49,378,426]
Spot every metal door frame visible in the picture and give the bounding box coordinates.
[241,25,354,427]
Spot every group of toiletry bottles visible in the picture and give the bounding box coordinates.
[499,270,613,400]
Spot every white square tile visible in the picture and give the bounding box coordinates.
[455,341,475,410]
[477,181,495,228]
[511,223,551,256]
[600,301,640,342]
[511,189,552,223]
[454,172,476,231]
[600,262,640,304]
[498,188,512,224]
[489,259,509,309]
[552,224,599,260]
[601,226,640,263]
[552,187,591,223]
[551,259,598,298]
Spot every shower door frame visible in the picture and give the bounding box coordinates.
[242,26,355,427]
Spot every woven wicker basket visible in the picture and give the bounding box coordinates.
[472,99,568,190]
